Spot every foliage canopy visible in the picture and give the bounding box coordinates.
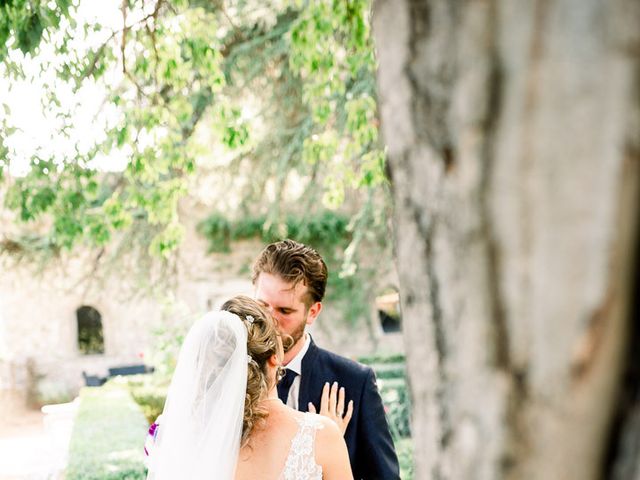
[0,0,386,264]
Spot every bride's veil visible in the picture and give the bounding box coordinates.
[146,310,248,480]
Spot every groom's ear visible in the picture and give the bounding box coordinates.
[305,301,322,326]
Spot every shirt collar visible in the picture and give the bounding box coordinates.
[285,333,311,376]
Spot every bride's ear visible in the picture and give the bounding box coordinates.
[267,353,279,367]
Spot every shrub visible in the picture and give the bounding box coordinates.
[360,354,412,439]
[65,385,148,480]
[396,437,414,480]
[379,378,412,439]
[109,374,169,425]
[358,353,406,365]
[372,362,406,380]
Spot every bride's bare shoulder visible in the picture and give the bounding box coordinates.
[256,402,303,433]
[311,415,354,480]
[311,414,341,438]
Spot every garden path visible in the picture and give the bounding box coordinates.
[0,400,77,480]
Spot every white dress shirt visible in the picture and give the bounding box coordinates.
[284,333,311,409]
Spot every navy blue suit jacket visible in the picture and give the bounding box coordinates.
[298,337,400,480]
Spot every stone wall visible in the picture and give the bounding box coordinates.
[0,200,404,410]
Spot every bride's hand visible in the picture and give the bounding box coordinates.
[308,381,354,435]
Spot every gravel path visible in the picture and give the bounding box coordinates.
[0,401,77,480]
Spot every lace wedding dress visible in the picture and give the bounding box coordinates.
[279,413,324,480]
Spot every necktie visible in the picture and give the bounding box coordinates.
[277,368,298,404]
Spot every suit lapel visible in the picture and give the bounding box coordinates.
[298,335,320,412]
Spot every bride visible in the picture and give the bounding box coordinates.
[146,295,353,480]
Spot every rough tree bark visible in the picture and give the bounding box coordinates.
[372,0,640,479]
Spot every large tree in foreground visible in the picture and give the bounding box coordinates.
[373,0,640,478]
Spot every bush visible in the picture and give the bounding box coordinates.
[396,437,414,480]
[109,374,169,425]
[65,385,148,480]
[359,353,414,475]
[372,362,406,380]
[358,353,406,365]
[379,378,412,439]
[360,354,412,439]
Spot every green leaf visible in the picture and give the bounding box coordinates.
[16,13,44,55]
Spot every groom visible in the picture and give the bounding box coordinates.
[252,239,400,479]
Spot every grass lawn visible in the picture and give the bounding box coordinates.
[65,385,148,480]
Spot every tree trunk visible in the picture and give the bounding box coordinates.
[372,0,640,478]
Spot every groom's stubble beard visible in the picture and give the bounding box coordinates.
[282,310,308,353]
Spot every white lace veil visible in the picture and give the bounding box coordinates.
[146,310,247,480]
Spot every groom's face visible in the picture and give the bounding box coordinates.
[254,272,321,352]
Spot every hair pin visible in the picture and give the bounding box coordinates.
[246,315,255,324]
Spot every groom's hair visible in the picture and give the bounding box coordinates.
[252,239,328,306]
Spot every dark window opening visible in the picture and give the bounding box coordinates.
[376,290,402,333]
[77,306,104,355]
[379,309,401,333]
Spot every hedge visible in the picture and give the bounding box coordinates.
[109,374,168,425]
[358,353,406,365]
[396,437,414,480]
[360,353,412,439]
[65,385,148,480]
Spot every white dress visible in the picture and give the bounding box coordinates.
[279,413,324,480]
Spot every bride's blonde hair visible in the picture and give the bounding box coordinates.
[220,295,290,445]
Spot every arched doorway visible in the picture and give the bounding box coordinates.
[375,288,402,333]
[76,305,104,354]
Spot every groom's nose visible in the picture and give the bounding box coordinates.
[264,304,279,322]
